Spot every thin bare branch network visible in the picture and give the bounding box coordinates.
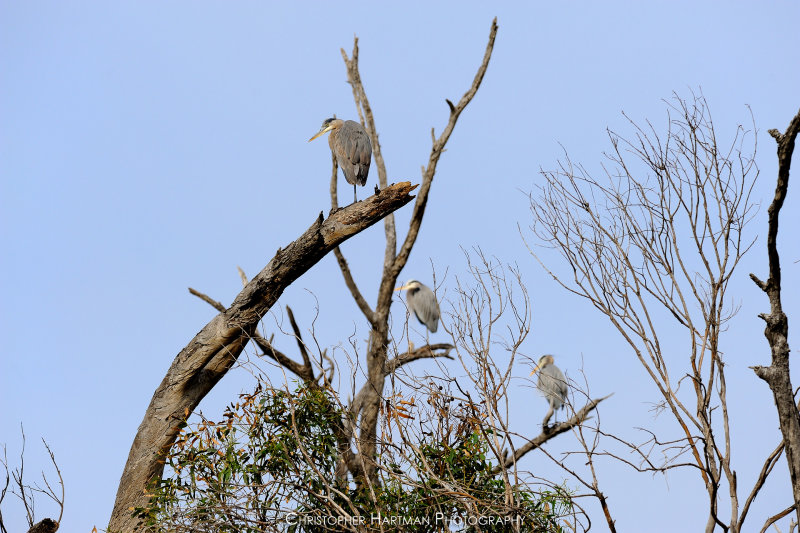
[0,427,64,533]
[527,92,784,532]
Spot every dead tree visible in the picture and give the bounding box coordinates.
[327,19,603,497]
[107,184,418,532]
[112,17,612,532]
[326,19,498,487]
[527,93,797,532]
[750,107,800,525]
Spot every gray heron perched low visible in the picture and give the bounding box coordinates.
[530,354,568,428]
[308,118,372,203]
[395,280,440,334]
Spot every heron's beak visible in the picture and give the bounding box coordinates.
[530,365,541,377]
[308,126,332,142]
[394,284,410,292]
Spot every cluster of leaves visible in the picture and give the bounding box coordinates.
[134,383,342,532]
[135,383,570,532]
[376,430,570,532]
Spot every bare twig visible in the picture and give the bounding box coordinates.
[389,18,498,282]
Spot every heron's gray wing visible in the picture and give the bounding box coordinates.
[538,365,567,410]
[553,365,568,405]
[409,285,440,333]
[331,131,356,186]
[341,121,372,185]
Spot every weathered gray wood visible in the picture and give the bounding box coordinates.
[750,108,800,525]
[108,182,417,532]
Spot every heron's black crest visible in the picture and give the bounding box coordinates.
[322,117,336,128]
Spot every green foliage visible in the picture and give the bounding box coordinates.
[135,383,571,532]
[373,430,570,532]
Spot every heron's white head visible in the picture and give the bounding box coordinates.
[530,354,555,376]
[394,279,421,292]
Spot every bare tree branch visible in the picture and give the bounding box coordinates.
[761,504,799,533]
[389,18,498,282]
[188,287,225,312]
[494,394,612,473]
[384,344,455,374]
[286,305,313,371]
[741,440,785,529]
[333,247,375,324]
[236,266,248,287]
[188,287,313,380]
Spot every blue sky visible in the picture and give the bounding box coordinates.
[2,2,799,531]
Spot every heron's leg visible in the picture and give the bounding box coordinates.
[542,405,554,429]
[353,184,357,203]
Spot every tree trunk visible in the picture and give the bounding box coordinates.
[750,109,800,524]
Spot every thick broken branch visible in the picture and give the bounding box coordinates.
[108,182,417,533]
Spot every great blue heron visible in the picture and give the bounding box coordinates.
[530,354,568,428]
[395,280,440,334]
[308,118,372,203]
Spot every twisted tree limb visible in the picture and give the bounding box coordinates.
[750,107,800,524]
[108,182,417,532]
